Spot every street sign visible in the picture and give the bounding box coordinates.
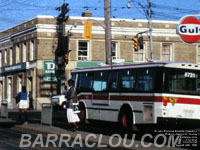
[177,15,200,43]
[43,61,57,82]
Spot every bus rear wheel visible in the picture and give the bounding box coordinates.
[119,108,133,131]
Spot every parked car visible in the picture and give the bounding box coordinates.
[51,95,67,110]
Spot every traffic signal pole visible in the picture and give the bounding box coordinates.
[127,0,153,60]
[148,0,154,60]
[56,3,69,95]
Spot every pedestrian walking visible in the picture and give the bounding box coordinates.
[15,86,29,124]
[28,91,34,110]
[66,79,80,131]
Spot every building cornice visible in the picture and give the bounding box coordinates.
[0,26,37,45]
[0,15,179,45]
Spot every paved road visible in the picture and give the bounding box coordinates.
[0,110,199,150]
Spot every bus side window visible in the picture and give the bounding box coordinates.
[119,69,136,92]
[136,68,155,92]
[78,72,93,92]
[93,71,108,92]
[71,73,77,88]
[108,71,118,92]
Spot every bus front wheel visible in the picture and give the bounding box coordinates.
[79,103,86,124]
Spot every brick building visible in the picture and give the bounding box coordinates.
[0,14,199,109]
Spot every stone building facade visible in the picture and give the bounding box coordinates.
[0,14,199,109]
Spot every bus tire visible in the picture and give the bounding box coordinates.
[119,107,133,131]
[79,103,86,124]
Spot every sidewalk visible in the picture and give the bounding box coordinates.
[0,117,16,123]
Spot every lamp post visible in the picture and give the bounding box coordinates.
[127,0,154,60]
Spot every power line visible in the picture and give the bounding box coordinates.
[151,2,200,14]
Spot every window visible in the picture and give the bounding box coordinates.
[18,76,22,93]
[78,41,88,61]
[93,72,108,92]
[111,42,118,60]
[78,72,93,92]
[164,68,200,95]
[136,68,155,92]
[108,71,118,91]
[119,69,136,91]
[134,44,145,62]
[23,42,27,62]
[71,73,77,87]
[4,50,7,65]
[9,48,12,65]
[30,40,35,61]
[16,45,20,64]
[197,45,200,63]
[161,43,172,62]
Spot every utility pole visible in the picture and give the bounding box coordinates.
[56,3,69,95]
[147,0,153,60]
[104,0,112,65]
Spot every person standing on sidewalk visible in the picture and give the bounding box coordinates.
[16,86,29,124]
[66,79,80,131]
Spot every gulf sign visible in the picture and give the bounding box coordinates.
[177,15,200,43]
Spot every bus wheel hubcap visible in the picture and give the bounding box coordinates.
[81,110,85,120]
[122,114,127,127]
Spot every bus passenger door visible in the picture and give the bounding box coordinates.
[91,71,110,106]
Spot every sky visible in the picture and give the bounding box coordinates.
[0,0,200,31]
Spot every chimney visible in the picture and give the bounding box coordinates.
[82,11,92,17]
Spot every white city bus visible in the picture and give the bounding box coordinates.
[71,62,200,130]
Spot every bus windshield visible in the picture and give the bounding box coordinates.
[164,68,200,95]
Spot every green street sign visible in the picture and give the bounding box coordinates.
[43,61,57,82]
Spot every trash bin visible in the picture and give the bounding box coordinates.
[41,103,52,126]
[1,100,8,118]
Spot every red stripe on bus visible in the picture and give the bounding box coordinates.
[78,94,200,105]
[154,96,200,105]
[110,95,154,102]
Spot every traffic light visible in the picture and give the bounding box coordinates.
[138,36,143,49]
[133,37,138,51]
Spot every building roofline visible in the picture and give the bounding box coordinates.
[0,15,178,33]
[0,15,56,33]
[69,16,178,24]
